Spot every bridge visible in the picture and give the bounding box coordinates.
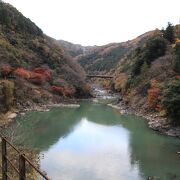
[86,75,113,79]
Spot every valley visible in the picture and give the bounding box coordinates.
[0,0,180,180]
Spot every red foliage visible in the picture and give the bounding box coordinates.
[175,76,180,79]
[51,86,73,97]
[29,73,46,85]
[147,88,160,108]
[51,85,64,96]
[0,64,12,77]
[13,67,51,85]
[33,67,51,81]
[13,68,32,79]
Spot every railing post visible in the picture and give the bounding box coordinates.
[19,154,26,180]
[2,137,8,180]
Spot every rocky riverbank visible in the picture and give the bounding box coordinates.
[107,99,180,138]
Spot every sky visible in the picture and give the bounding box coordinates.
[3,0,180,46]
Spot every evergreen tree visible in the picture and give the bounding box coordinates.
[162,22,175,43]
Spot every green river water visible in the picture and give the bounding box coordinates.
[5,101,180,180]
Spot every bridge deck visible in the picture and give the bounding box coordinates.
[87,75,113,78]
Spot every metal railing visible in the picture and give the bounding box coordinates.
[0,135,50,180]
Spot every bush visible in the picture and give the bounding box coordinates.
[161,77,180,125]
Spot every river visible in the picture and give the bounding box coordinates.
[4,87,180,180]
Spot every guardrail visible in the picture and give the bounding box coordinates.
[0,134,50,180]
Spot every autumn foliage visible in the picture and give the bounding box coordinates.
[13,67,51,85]
[29,73,46,85]
[63,87,73,97]
[51,86,73,97]
[33,67,51,81]
[147,80,161,110]
[5,66,73,96]
[13,68,32,79]
[30,67,51,85]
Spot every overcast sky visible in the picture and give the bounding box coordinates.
[3,0,180,46]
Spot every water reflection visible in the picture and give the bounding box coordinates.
[40,118,141,180]
[5,101,180,180]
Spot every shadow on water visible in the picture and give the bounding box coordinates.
[4,101,180,180]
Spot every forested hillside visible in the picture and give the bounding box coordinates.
[0,1,90,116]
[77,31,156,74]
[113,23,180,125]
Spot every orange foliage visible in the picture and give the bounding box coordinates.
[13,68,32,79]
[13,67,51,85]
[147,80,160,110]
